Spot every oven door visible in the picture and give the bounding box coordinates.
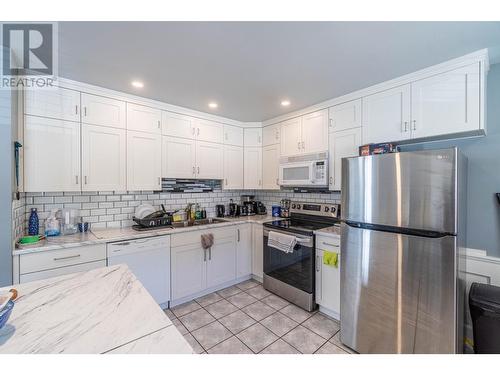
[263,228,315,294]
[279,161,314,186]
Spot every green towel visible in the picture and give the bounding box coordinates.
[323,251,339,268]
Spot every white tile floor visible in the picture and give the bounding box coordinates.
[164,280,354,354]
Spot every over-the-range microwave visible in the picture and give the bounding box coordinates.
[279,152,328,187]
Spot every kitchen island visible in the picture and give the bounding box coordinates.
[0,265,193,354]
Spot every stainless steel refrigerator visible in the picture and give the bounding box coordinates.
[340,148,467,354]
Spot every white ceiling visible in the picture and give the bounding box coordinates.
[58,22,500,122]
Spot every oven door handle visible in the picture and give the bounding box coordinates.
[263,228,313,246]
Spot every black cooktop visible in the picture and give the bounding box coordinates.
[264,216,339,236]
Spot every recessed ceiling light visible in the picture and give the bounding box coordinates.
[131,80,144,88]
[208,102,218,109]
[281,100,291,107]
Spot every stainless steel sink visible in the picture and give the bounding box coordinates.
[171,218,227,228]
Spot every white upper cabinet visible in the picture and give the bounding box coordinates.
[25,86,80,122]
[127,130,162,191]
[82,124,126,191]
[162,136,196,179]
[262,144,280,190]
[194,119,224,143]
[411,63,480,139]
[162,111,195,139]
[263,123,280,146]
[244,147,262,189]
[223,145,244,189]
[362,84,411,144]
[196,141,223,179]
[244,128,262,147]
[126,103,162,134]
[81,93,126,129]
[223,125,244,146]
[280,117,302,157]
[329,127,362,191]
[24,116,81,192]
[301,109,328,154]
[329,99,362,132]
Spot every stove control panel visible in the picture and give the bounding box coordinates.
[289,201,340,219]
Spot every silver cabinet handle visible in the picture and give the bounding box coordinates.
[84,176,88,185]
[258,135,261,144]
[275,131,279,140]
[329,118,333,128]
[322,241,339,248]
[192,127,195,136]
[75,105,78,115]
[203,248,207,262]
[54,254,81,261]
[197,166,200,174]
[276,178,279,186]
[316,255,321,272]
[158,177,161,185]
[157,120,161,129]
[403,121,409,132]
[75,175,79,185]
[297,141,301,150]
[114,242,130,246]
[329,176,333,185]
[197,128,200,136]
[192,166,195,174]
[302,141,305,149]
[237,228,240,242]
[84,106,87,117]
[412,120,417,131]
[209,247,212,260]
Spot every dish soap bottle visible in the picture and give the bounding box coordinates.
[28,208,39,235]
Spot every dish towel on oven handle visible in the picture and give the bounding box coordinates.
[268,231,297,253]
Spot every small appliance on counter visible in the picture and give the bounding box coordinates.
[254,201,267,215]
[228,199,239,217]
[216,204,225,218]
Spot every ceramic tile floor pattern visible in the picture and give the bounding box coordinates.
[164,280,353,354]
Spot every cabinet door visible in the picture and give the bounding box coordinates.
[195,119,224,143]
[329,127,362,191]
[329,99,362,132]
[24,116,81,192]
[236,224,252,278]
[196,141,223,179]
[81,93,126,129]
[263,123,280,146]
[280,117,302,156]
[223,125,244,146]
[223,145,244,189]
[315,249,340,316]
[244,147,262,189]
[252,224,263,278]
[127,130,162,191]
[206,235,237,289]
[126,103,162,134]
[301,109,328,154]
[362,84,411,144]
[162,111,195,139]
[162,136,196,178]
[262,144,280,190]
[411,63,480,139]
[20,260,106,283]
[24,86,80,122]
[244,128,262,147]
[171,243,206,300]
[82,124,126,191]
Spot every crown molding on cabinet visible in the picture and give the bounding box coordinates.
[55,76,261,129]
[262,48,490,127]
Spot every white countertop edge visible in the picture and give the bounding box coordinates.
[13,215,275,256]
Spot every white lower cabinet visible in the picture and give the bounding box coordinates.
[82,124,126,191]
[19,244,106,283]
[127,130,162,191]
[244,147,262,189]
[170,227,237,303]
[223,145,244,189]
[328,127,362,191]
[315,236,340,319]
[24,115,81,192]
[252,223,263,279]
[262,144,280,190]
[236,224,252,278]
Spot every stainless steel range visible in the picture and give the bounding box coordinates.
[263,202,340,311]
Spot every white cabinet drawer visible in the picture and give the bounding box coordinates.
[316,235,340,251]
[20,260,106,283]
[20,244,106,275]
[171,227,235,247]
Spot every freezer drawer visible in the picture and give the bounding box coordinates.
[340,223,457,353]
[341,148,464,234]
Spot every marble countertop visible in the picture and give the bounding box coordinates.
[314,224,341,238]
[0,264,193,354]
[13,215,275,256]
